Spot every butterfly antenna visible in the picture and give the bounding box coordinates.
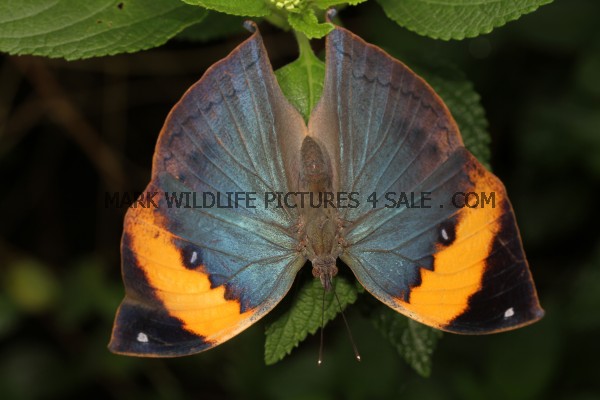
[332,279,361,362]
[318,285,326,366]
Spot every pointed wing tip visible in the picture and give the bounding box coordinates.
[243,20,258,33]
[108,298,214,358]
[443,301,545,335]
[326,8,338,21]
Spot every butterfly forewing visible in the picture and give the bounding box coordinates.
[308,26,543,334]
[109,25,307,357]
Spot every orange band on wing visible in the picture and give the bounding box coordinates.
[124,205,254,340]
[400,164,505,327]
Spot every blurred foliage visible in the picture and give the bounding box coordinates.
[1,0,599,399]
[372,307,443,378]
[420,65,492,169]
[3,259,59,314]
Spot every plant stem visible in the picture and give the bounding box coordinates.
[264,10,289,31]
[294,30,314,60]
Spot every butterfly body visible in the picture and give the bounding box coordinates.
[109,22,543,358]
[297,136,341,290]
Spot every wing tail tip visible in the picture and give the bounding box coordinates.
[108,297,212,357]
[107,327,214,358]
[443,304,545,335]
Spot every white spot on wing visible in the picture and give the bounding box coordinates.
[504,307,515,318]
[190,251,197,264]
[441,228,449,241]
[137,332,149,343]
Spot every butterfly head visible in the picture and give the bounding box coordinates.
[311,255,338,291]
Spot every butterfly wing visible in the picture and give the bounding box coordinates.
[309,26,543,333]
[109,25,307,357]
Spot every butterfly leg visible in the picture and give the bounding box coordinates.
[336,216,350,248]
[295,216,309,256]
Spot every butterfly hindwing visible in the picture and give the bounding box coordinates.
[310,26,543,334]
[109,25,307,357]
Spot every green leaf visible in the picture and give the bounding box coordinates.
[419,66,491,169]
[275,33,325,122]
[0,0,207,60]
[287,8,334,39]
[372,307,442,377]
[264,276,359,365]
[311,0,368,9]
[181,0,270,17]
[376,0,553,40]
[177,11,246,42]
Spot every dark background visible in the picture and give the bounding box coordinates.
[1,0,599,398]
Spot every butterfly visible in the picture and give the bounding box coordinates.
[109,22,543,357]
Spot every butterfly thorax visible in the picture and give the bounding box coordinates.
[298,136,340,291]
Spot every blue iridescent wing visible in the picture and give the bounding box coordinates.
[309,26,543,333]
[109,26,307,357]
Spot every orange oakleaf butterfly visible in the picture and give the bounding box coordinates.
[109,20,543,357]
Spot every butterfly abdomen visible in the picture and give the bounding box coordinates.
[300,136,332,191]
